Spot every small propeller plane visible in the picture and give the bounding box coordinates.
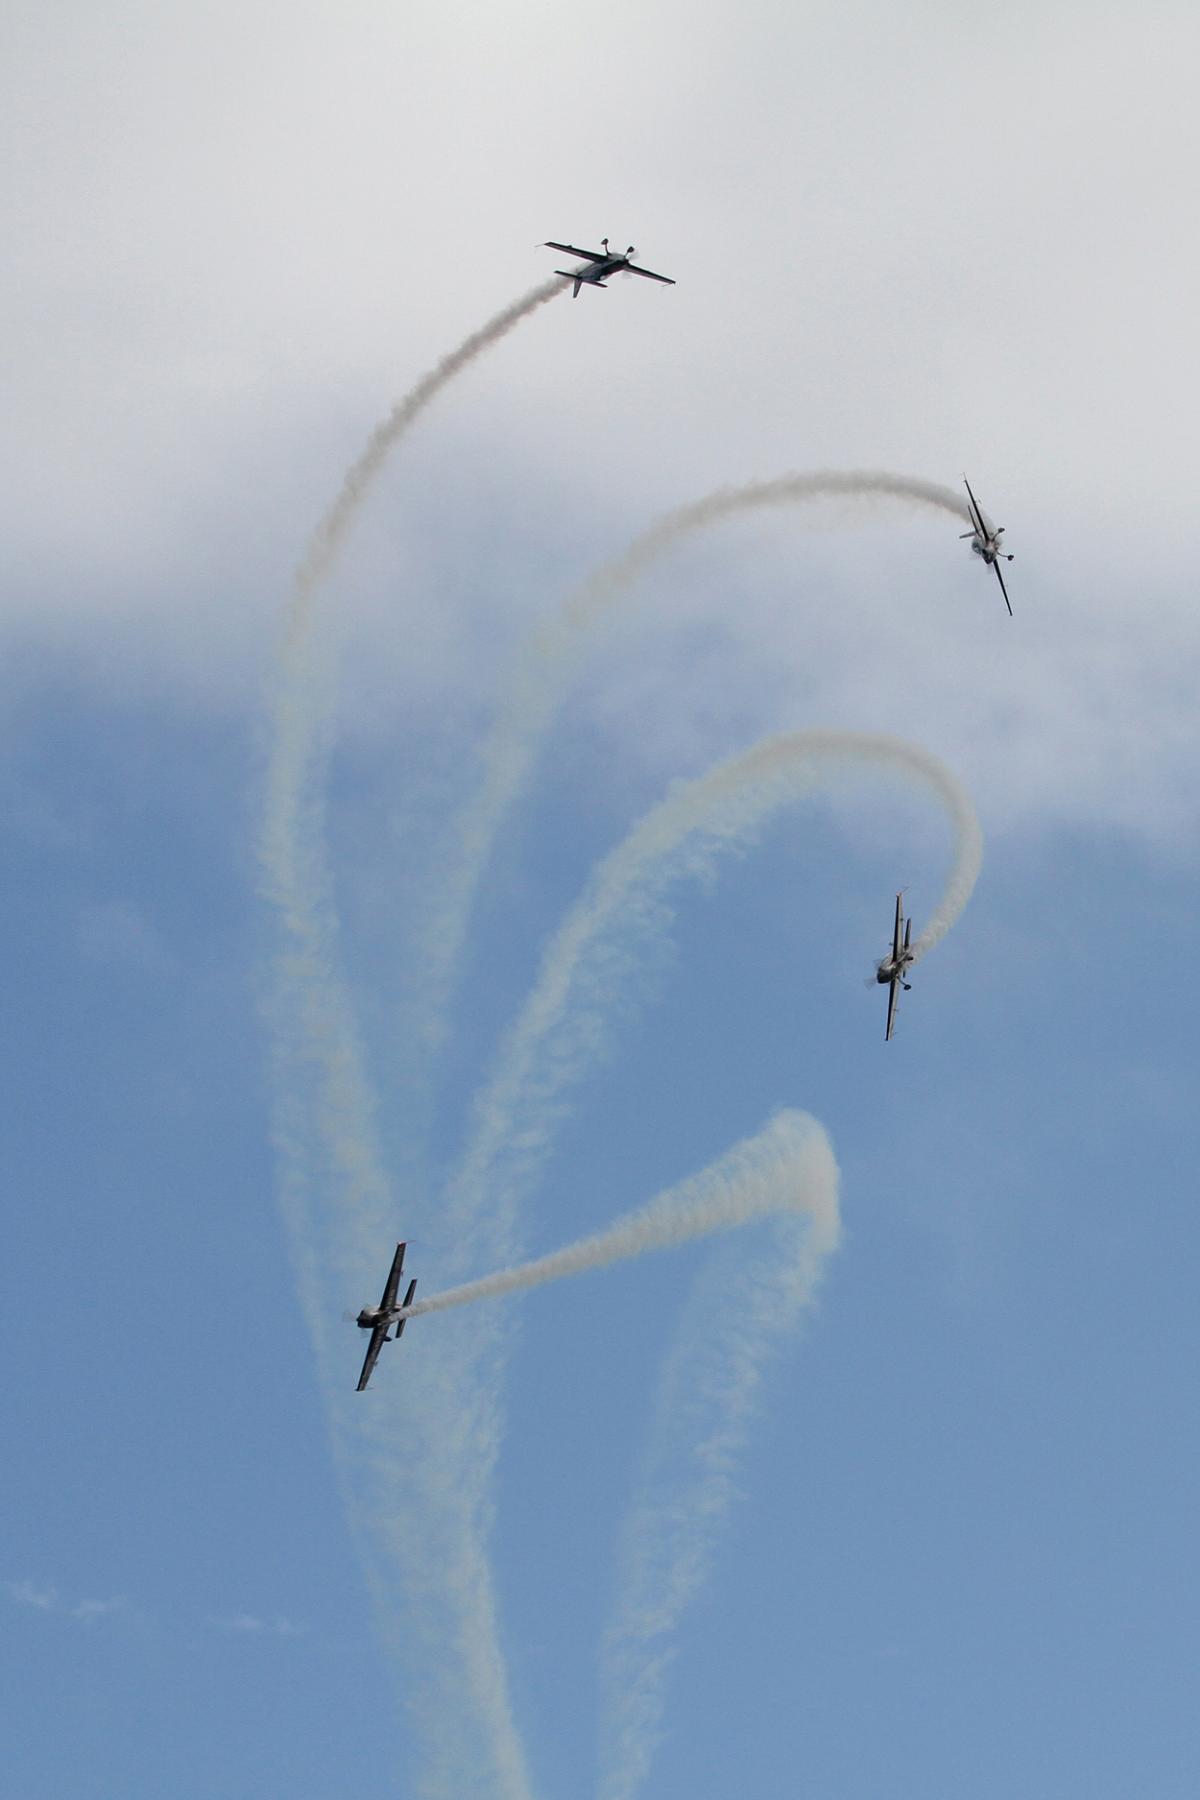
[355,1241,417,1391]
[543,236,675,298]
[961,475,1014,616]
[875,892,915,1042]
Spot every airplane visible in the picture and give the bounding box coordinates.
[961,475,1014,616]
[355,1241,418,1391]
[875,892,915,1042]
[543,236,676,298]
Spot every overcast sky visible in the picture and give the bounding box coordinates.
[5,4,1199,1797]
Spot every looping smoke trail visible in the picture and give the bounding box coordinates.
[259,283,564,1800]
[556,470,969,640]
[403,1110,838,1324]
[420,470,972,1026]
[262,278,570,1320]
[429,728,975,1799]
[259,312,979,1800]
[446,728,981,1258]
[597,1212,833,1800]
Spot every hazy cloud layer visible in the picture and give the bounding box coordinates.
[5,3,1200,842]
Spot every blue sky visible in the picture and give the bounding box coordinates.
[5,3,1200,1796]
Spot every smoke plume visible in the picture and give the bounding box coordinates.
[597,1207,834,1800]
[445,728,981,1261]
[420,470,972,1031]
[403,1109,837,1323]
[259,300,981,1800]
[259,284,565,1800]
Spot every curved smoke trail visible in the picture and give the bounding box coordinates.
[286,278,565,641]
[261,280,567,1280]
[404,1109,838,1324]
[262,276,564,940]
[419,471,972,1037]
[445,728,981,1256]
[597,1213,831,1800]
[430,727,978,1796]
[259,282,563,1800]
[258,324,980,1799]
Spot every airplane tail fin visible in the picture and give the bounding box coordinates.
[556,271,583,296]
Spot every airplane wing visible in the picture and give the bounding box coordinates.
[625,263,675,285]
[356,1322,390,1392]
[892,892,903,962]
[992,558,1013,616]
[379,1242,407,1313]
[544,240,604,262]
[962,476,986,537]
[885,974,901,1041]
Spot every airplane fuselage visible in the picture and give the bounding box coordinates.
[876,953,914,987]
[358,1306,407,1338]
[967,516,1012,568]
[567,254,629,286]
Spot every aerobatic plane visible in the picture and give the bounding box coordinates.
[961,475,1014,616]
[355,1241,418,1391]
[875,892,915,1042]
[543,236,675,298]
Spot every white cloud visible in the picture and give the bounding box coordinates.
[209,1613,306,1638]
[4,1,1198,602]
[3,0,1198,851]
[6,1578,57,1612]
[6,1580,127,1623]
[71,1596,128,1625]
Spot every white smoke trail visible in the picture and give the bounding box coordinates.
[431,728,975,1797]
[420,470,972,1029]
[555,471,969,642]
[257,329,977,1799]
[597,1212,833,1800]
[260,280,568,1251]
[259,283,564,1800]
[414,728,975,1800]
[287,277,566,641]
[402,1109,838,1323]
[446,728,981,1256]
[262,276,565,932]
[393,1111,839,1800]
